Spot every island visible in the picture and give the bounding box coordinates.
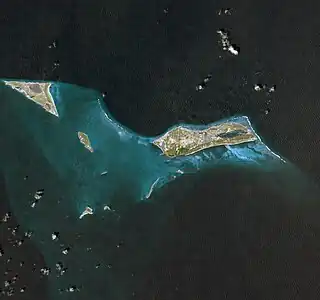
[152,122,257,157]
[78,131,94,152]
[3,80,59,117]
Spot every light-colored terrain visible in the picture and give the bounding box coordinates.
[153,122,257,157]
[3,81,59,117]
[78,132,94,152]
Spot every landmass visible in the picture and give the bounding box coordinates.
[78,131,94,152]
[152,122,257,157]
[3,80,59,117]
[79,206,93,219]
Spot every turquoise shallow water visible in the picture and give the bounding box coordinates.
[0,79,294,299]
[0,80,286,214]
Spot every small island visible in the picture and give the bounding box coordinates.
[152,122,257,157]
[3,80,59,117]
[78,131,94,152]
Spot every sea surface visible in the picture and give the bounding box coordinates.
[1,1,320,299]
[1,80,320,300]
